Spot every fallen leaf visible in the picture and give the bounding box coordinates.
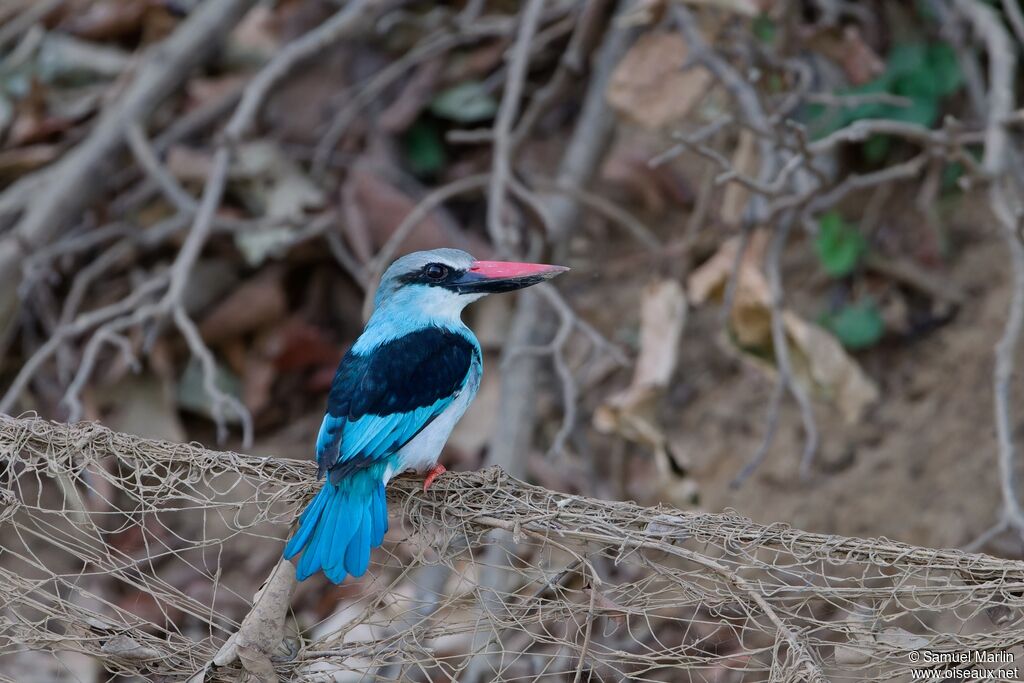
[606,31,712,129]
[96,373,186,444]
[100,635,161,661]
[198,268,288,344]
[228,4,281,59]
[166,144,212,183]
[266,318,342,374]
[60,0,149,41]
[242,352,276,417]
[688,0,760,15]
[430,81,498,123]
[0,95,13,140]
[379,59,443,132]
[687,233,880,423]
[233,140,325,220]
[176,356,244,424]
[617,0,667,28]
[720,129,757,226]
[805,25,884,86]
[234,227,300,268]
[782,310,880,421]
[0,144,60,181]
[349,165,490,255]
[585,587,630,623]
[37,33,131,84]
[594,280,688,470]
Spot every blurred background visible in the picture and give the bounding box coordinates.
[2,0,1024,646]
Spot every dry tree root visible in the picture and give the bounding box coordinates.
[202,559,298,683]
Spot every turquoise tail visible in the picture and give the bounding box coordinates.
[284,470,388,584]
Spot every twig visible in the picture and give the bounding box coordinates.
[126,123,197,214]
[1002,0,1024,49]
[511,0,611,150]
[486,0,546,253]
[953,0,1024,544]
[463,10,636,679]
[312,31,471,177]
[0,0,255,337]
[0,0,61,54]
[990,185,1024,536]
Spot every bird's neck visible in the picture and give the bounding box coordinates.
[352,292,477,355]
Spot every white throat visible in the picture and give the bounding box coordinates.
[351,285,483,354]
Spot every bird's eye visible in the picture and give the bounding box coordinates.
[424,263,448,280]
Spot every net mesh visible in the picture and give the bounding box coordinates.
[1,415,1023,682]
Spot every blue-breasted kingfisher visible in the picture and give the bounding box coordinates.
[284,248,568,583]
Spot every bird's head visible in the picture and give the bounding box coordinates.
[374,248,568,318]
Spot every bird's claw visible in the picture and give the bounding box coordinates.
[423,464,447,492]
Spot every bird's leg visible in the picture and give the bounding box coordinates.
[422,463,447,492]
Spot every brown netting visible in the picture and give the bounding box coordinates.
[2,414,1023,682]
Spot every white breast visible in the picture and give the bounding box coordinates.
[388,362,481,480]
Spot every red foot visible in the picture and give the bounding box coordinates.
[423,463,447,492]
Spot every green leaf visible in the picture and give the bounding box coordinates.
[941,160,964,193]
[886,43,927,78]
[892,42,960,100]
[885,94,939,127]
[402,120,446,176]
[822,300,885,350]
[753,15,776,44]
[815,211,867,277]
[925,42,962,96]
[176,357,243,423]
[430,81,498,123]
[862,133,892,164]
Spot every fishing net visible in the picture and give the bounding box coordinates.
[1,415,1023,682]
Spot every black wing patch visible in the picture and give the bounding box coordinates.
[328,327,477,419]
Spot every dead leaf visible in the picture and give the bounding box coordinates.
[229,4,281,58]
[378,59,444,133]
[601,147,695,214]
[594,279,688,481]
[100,635,161,661]
[720,129,758,226]
[176,356,244,424]
[38,33,131,83]
[688,0,760,14]
[350,166,489,255]
[185,75,247,112]
[96,373,186,444]
[166,145,213,183]
[606,31,712,129]
[805,25,884,86]
[60,0,149,41]
[0,144,60,181]
[233,140,324,220]
[617,0,667,28]
[585,587,629,624]
[687,233,880,423]
[266,318,342,375]
[198,268,288,344]
[242,352,276,417]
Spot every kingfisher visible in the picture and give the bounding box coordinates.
[284,248,568,583]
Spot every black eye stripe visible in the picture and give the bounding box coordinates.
[395,264,464,287]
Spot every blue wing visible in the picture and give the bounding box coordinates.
[317,326,479,483]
